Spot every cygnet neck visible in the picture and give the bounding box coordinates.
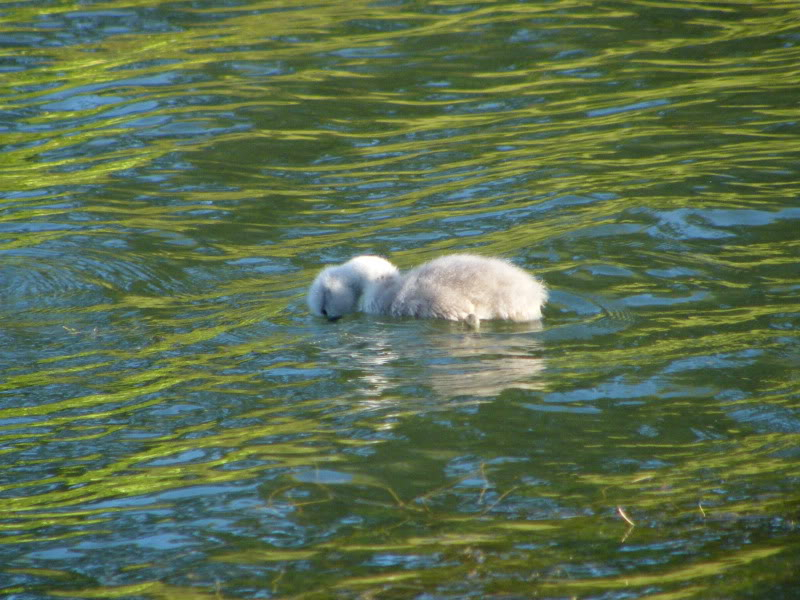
[338,256,396,314]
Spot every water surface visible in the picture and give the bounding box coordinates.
[2,1,799,598]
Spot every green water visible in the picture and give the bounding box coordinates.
[1,0,799,598]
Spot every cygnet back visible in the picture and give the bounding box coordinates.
[378,254,547,322]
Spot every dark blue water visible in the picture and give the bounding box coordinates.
[1,1,799,598]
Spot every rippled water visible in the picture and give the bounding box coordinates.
[2,0,800,598]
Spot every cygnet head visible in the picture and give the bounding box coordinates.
[307,255,398,321]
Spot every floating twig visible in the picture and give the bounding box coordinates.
[617,505,635,527]
[482,485,520,515]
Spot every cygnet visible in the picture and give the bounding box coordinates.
[308,254,547,326]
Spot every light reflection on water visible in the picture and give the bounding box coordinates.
[2,0,800,598]
[317,319,548,398]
